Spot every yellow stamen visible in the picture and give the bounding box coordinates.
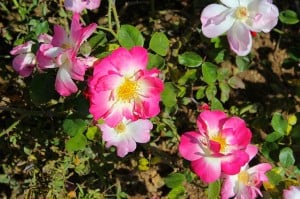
[238,171,249,185]
[235,7,248,20]
[211,134,227,153]
[117,78,139,102]
[115,122,126,134]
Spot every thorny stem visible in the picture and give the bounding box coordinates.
[111,0,120,34]
[98,26,118,39]
[108,0,113,30]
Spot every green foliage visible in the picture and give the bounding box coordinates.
[178,51,202,67]
[147,53,165,69]
[161,82,177,109]
[207,180,220,199]
[149,32,169,56]
[164,173,185,188]
[202,62,218,85]
[164,173,186,199]
[279,147,295,167]
[63,119,88,137]
[279,10,299,25]
[117,25,144,48]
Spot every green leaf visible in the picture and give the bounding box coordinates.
[86,126,98,141]
[279,10,299,25]
[147,53,165,69]
[161,82,177,108]
[205,85,217,101]
[217,68,230,81]
[265,131,283,142]
[164,173,185,189]
[178,69,197,85]
[167,186,185,199]
[30,73,57,105]
[149,32,169,56]
[63,119,88,137]
[178,51,202,67]
[208,179,220,199]
[279,147,295,167]
[211,97,224,110]
[195,86,206,100]
[202,62,218,85]
[89,31,107,48]
[266,168,284,186]
[228,76,245,89]
[214,49,225,64]
[219,82,230,103]
[65,133,87,152]
[271,112,288,135]
[117,25,144,48]
[235,56,250,72]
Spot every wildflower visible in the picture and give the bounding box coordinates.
[221,145,272,199]
[283,186,300,199]
[200,0,278,56]
[36,13,97,96]
[10,41,36,77]
[179,110,252,183]
[88,46,164,127]
[98,118,153,157]
[64,0,101,13]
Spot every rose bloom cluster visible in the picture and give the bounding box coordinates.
[10,1,100,96]
[10,0,164,157]
[179,110,272,198]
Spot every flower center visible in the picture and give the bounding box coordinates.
[117,78,139,102]
[115,122,126,134]
[238,171,249,185]
[235,6,248,20]
[211,134,227,153]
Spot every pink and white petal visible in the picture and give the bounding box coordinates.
[70,58,88,81]
[138,74,164,98]
[127,119,152,143]
[222,117,252,146]
[12,53,35,77]
[138,97,161,118]
[104,109,124,127]
[245,144,258,161]
[100,123,117,142]
[116,138,135,157]
[221,150,249,175]
[283,186,300,199]
[70,13,97,47]
[89,91,113,120]
[201,4,235,38]
[128,46,149,69]
[227,22,252,56]
[220,0,239,8]
[52,25,68,47]
[55,68,78,96]
[109,47,143,75]
[92,74,122,92]
[10,41,34,55]
[248,0,279,32]
[64,0,86,13]
[36,50,56,70]
[86,0,101,9]
[248,163,272,181]
[197,110,227,137]
[221,174,238,199]
[38,34,53,44]
[93,57,118,77]
[191,157,221,183]
[179,131,204,161]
